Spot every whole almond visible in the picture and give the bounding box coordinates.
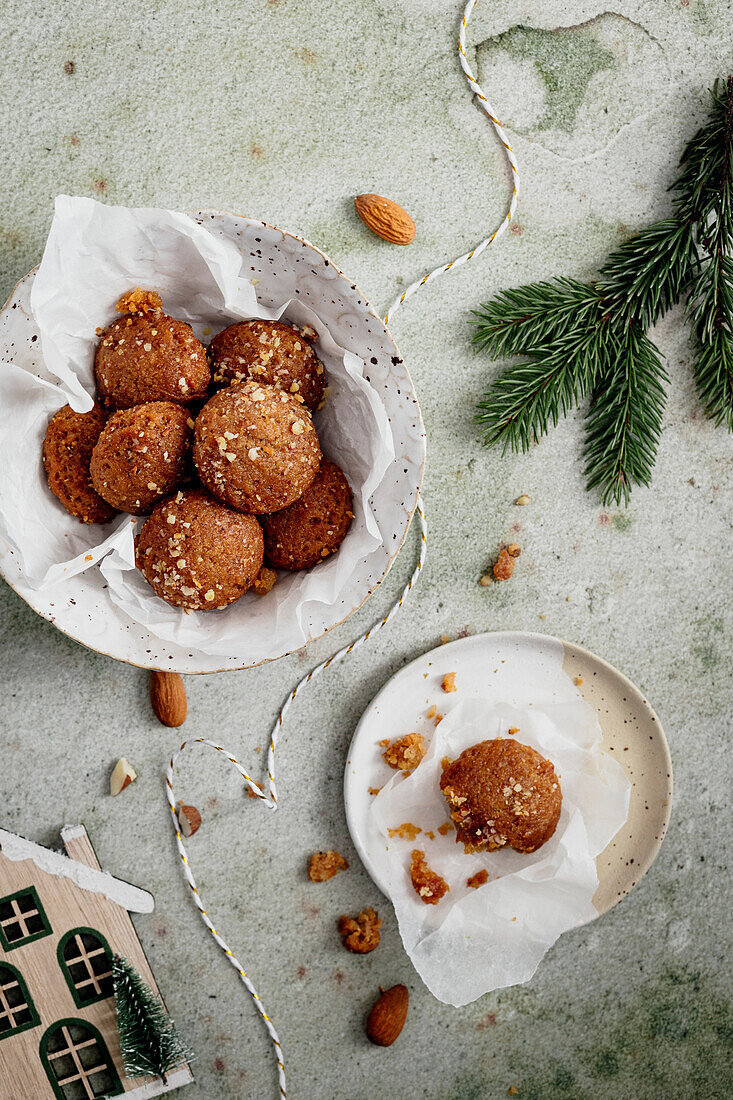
[150,670,187,727]
[365,984,409,1047]
[354,194,415,245]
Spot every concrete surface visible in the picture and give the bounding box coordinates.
[1,1,732,1097]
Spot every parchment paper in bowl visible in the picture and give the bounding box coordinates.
[0,196,396,662]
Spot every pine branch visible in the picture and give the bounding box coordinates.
[112,955,193,1082]
[475,319,615,451]
[471,279,603,358]
[472,77,733,504]
[671,80,732,225]
[598,219,698,329]
[686,76,733,429]
[584,324,668,505]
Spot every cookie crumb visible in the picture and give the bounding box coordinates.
[252,566,277,595]
[308,850,349,882]
[409,850,449,905]
[388,822,422,841]
[441,672,456,693]
[115,287,162,315]
[493,548,515,581]
[337,907,381,953]
[467,869,489,889]
[383,732,426,773]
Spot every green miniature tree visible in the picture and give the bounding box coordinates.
[112,954,193,1083]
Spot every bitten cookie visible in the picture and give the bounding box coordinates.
[193,381,321,514]
[90,401,193,515]
[43,403,118,524]
[440,739,562,854]
[209,320,325,409]
[135,490,264,610]
[95,310,209,408]
[262,459,353,569]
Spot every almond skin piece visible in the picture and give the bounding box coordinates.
[354,194,416,245]
[150,670,187,727]
[110,758,137,796]
[177,803,202,838]
[366,984,409,1047]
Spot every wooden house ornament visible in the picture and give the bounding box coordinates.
[0,825,193,1099]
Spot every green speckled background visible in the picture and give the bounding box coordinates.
[1,1,732,1097]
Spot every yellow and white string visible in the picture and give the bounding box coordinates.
[165,2,520,1095]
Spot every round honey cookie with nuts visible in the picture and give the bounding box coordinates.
[193,381,321,514]
[440,739,562,854]
[209,320,326,410]
[90,401,193,516]
[94,310,209,409]
[135,489,263,610]
[262,459,353,570]
[43,403,118,525]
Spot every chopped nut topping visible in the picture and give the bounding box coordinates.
[515,494,531,506]
[409,850,449,906]
[308,850,349,882]
[337,907,381,954]
[383,732,426,773]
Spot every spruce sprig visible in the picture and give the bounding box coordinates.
[112,955,193,1083]
[584,324,669,505]
[473,77,733,504]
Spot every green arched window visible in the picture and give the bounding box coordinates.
[0,962,39,1040]
[57,928,114,1009]
[40,1019,123,1099]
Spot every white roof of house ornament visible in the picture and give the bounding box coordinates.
[0,825,154,913]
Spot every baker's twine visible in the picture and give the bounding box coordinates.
[384,0,520,326]
[165,2,519,1094]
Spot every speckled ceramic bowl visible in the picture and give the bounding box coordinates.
[0,213,426,672]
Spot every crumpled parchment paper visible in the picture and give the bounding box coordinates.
[368,672,630,1005]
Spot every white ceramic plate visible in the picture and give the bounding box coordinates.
[345,631,673,918]
[0,213,425,672]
